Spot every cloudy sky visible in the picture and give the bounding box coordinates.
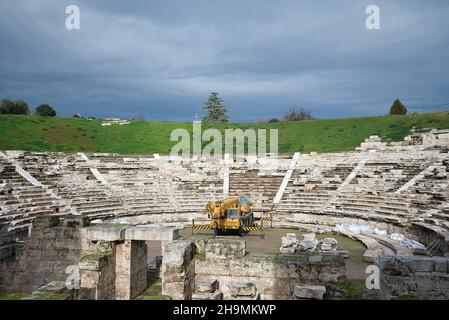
[0,0,448,121]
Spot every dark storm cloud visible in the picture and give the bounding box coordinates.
[0,0,448,121]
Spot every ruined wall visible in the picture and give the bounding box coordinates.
[410,223,449,256]
[0,215,86,293]
[161,237,346,300]
[79,250,116,300]
[422,131,449,148]
[115,240,147,300]
[77,240,149,300]
[377,255,449,300]
[161,240,195,300]
[77,225,176,300]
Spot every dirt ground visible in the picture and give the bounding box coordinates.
[146,227,368,280]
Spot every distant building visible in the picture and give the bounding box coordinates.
[101,118,131,126]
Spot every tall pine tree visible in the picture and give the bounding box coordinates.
[389,99,407,115]
[202,92,229,123]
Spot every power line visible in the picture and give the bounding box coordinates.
[409,102,449,110]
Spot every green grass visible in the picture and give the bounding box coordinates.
[135,278,172,300]
[0,292,28,300]
[326,279,379,300]
[1,112,448,154]
[80,251,110,262]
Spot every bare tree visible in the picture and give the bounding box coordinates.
[283,106,313,121]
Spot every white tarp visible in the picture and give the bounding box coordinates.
[335,224,426,251]
[335,223,387,236]
[390,233,426,250]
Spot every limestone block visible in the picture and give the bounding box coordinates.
[317,265,345,282]
[294,284,326,300]
[163,262,194,283]
[86,226,126,241]
[398,257,435,273]
[297,240,316,252]
[204,238,246,260]
[124,226,178,241]
[163,240,194,266]
[320,243,334,251]
[196,279,218,293]
[322,238,337,246]
[192,291,222,300]
[434,258,448,273]
[320,238,338,251]
[228,292,261,300]
[228,282,257,298]
[303,233,316,242]
[280,246,296,254]
[162,280,193,300]
[79,259,101,272]
[281,235,298,247]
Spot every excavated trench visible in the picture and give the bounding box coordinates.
[147,227,369,280]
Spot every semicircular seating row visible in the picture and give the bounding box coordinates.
[0,148,448,248]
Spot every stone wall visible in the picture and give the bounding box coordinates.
[161,240,195,300]
[115,240,147,300]
[161,237,346,300]
[377,255,449,300]
[78,240,151,300]
[410,223,449,256]
[0,215,86,293]
[422,130,449,148]
[79,251,116,300]
[77,224,177,300]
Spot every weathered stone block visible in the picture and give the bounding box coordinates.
[196,279,218,293]
[402,257,435,273]
[163,281,192,300]
[320,243,334,251]
[124,226,178,241]
[293,284,326,300]
[192,291,222,300]
[280,246,296,254]
[297,240,316,252]
[86,226,126,241]
[228,282,256,298]
[320,238,339,252]
[163,240,194,266]
[303,233,316,242]
[434,258,448,273]
[282,234,298,247]
[163,264,193,283]
[115,240,147,300]
[204,238,246,260]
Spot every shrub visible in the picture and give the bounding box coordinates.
[283,106,313,121]
[0,99,30,115]
[35,104,56,117]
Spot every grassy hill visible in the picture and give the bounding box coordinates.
[0,112,448,154]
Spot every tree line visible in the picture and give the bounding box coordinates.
[1,94,409,122]
[201,92,409,123]
[0,99,57,117]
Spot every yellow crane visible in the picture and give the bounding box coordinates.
[194,195,257,235]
